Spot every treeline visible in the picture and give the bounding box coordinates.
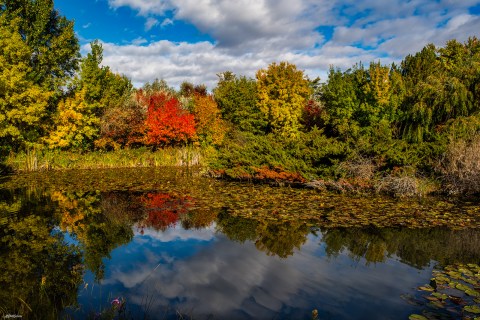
[1,1,479,194]
[210,40,480,196]
[0,1,224,155]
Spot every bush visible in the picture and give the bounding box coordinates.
[376,175,422,198]
[439,135,480,195]
[208,128,350,181]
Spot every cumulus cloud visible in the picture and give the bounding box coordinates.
[108,0,170,16]
[101,0,480,88]
[97,233,434,319]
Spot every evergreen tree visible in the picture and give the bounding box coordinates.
[214,72,265,134]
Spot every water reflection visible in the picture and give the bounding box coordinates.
[0,175,479,319]
[0,189,82,319]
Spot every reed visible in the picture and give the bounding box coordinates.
[5,147,204,172]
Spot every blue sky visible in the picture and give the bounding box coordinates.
[55,0,480,88]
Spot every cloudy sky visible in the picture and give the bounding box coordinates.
[55,0,480,89]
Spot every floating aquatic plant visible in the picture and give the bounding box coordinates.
[409,263,480,319]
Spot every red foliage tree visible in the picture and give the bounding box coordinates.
[301,99,325,130]
[145,92,196,147]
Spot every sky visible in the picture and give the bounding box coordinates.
[54,0,480,89]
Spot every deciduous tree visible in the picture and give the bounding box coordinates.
[145,91,196,147]
[0,17,51,152]
[256,62,312,138]
[192,93,225,145]
[0,0,79,92]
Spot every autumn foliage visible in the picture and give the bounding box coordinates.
[192,93,225,145]
[145,92,196,147]
[139,193,192,231]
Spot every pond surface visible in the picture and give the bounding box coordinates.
[1,167,479,319]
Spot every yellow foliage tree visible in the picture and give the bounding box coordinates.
[256,62,312,138]
[192,93,226,145]
[0,17,51,151]
[45,88,99,149]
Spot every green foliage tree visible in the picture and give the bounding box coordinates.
[0,17,51,153]
[320,66,361,139]
[0,189,83,318]
[399,38,480,143]
[213,72,266,134]
[256,62,312,138]
[0,0,79,92]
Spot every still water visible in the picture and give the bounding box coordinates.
[0,168,479,319]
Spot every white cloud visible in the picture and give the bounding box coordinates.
[97,233,434,319]
[101,0,480,88]
[131,37,148,45]
[136,224,216,242]
[108,0,171,16]
[144,17,159,31]
[160,18,173,28]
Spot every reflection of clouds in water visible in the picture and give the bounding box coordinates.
[135,223,216,243]
[101,233,431,319]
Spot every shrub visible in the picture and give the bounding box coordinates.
[439,135,480,195]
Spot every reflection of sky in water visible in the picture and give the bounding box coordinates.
[77,226,432,319]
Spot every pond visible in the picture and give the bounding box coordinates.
[1,167,479,319]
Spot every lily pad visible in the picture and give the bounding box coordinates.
[464,305,480,314]
[419,286,434,292]
[409,314,428,320]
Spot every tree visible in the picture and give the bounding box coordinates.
[145,91,196,147]
[0,0,79,92]
[192,93,225,145]
[214,72,265,134]
[321,66,360,139]
[46,41,133,150]
[256,62,312,138]
[0,17,51,152]
[44,88,99,150]
[399,40,479,142]
[96,92,146,150]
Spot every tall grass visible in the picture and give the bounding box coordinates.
[439,135,480,195]
[5,147,204,172]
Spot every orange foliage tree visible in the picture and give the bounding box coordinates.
[192,93,225,145]
[145,91,196,147]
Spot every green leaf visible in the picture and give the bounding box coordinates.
[418,285,434,292]
[464,305,480,314]
[409,314,428,320]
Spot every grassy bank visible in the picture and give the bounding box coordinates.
[4,147,203,171]
[2,136,477,199]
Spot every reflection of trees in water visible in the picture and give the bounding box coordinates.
[0,189,82,319]
[321,227,480,268]
[53,190,218,280]
[3,186,480,318]
[53,191,134,281]
[216,211,480,265]
[216,210,311,258]
[138,193,193,232]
